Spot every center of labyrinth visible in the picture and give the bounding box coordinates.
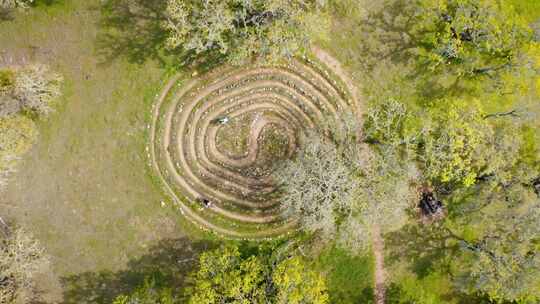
[150,55,359,239]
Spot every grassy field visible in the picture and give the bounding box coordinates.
[509,0,540,22]
[314,246,374,304]
[0,1,212,302]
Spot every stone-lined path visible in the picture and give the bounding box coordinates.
[149,46,387,302]
[149,51,360,239]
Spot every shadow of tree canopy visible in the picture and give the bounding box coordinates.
[343,0,418,70]
[339,0,482,100]
[384,223,499,303]
[95,0,171,66]
[0,8,14,21]
[95,0,225,71]
[60,238,215,304]
[385,223,459,279]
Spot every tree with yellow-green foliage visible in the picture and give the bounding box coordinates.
[420,101,490,187]
[163,0,329,64]
[188,246,267,304]
[0,64,62,191]
[187,245,328,304]
[0,115,37,189]
[273,256,328,304]
[112,276,175,304]
[111,244,329,304]
[413,0,532,78]
[337,0,540,302]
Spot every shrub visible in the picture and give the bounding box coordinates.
[0,0,33,9]
[13,64,63,116]
[1,64,63,118]
[0,226,49,303]
[0,115,37,190]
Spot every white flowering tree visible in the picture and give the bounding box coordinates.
[0,222,49,304]
[13,64,63,116]
[0,0,33,9]
[274,119,418,251]
[163,0,329,64]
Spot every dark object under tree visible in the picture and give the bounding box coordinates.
[533,177,540,196]
[419,191,443,217]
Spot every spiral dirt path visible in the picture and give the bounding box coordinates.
[149,49,361,239]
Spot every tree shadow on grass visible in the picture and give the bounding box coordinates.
[60,237,215,304]
[0,8,14,21]
[95,0,225,71]
[343,0,477,100]
[314,245,374,304]
[345,0,419,70]
[385,223,458,279]
[95,0,170,66]
[384,223,498,303]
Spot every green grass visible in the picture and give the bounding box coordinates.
[509,0,540,22]
[386,271,458,304]
[314,246,374,304]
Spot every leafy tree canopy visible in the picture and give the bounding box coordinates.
[448,182,540,302]
[164,0,329,64]
[112,276,175,304]
[188,245,329,304]
[420,100,491,187]
[275,114,418,252]
[0,64,63,118]
[413,0,532,78]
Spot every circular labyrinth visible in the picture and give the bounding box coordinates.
[150,50,360,239]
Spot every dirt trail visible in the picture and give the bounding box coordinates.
[312,47,385,303]
[311,46,362,116]
[372,225,386,304]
